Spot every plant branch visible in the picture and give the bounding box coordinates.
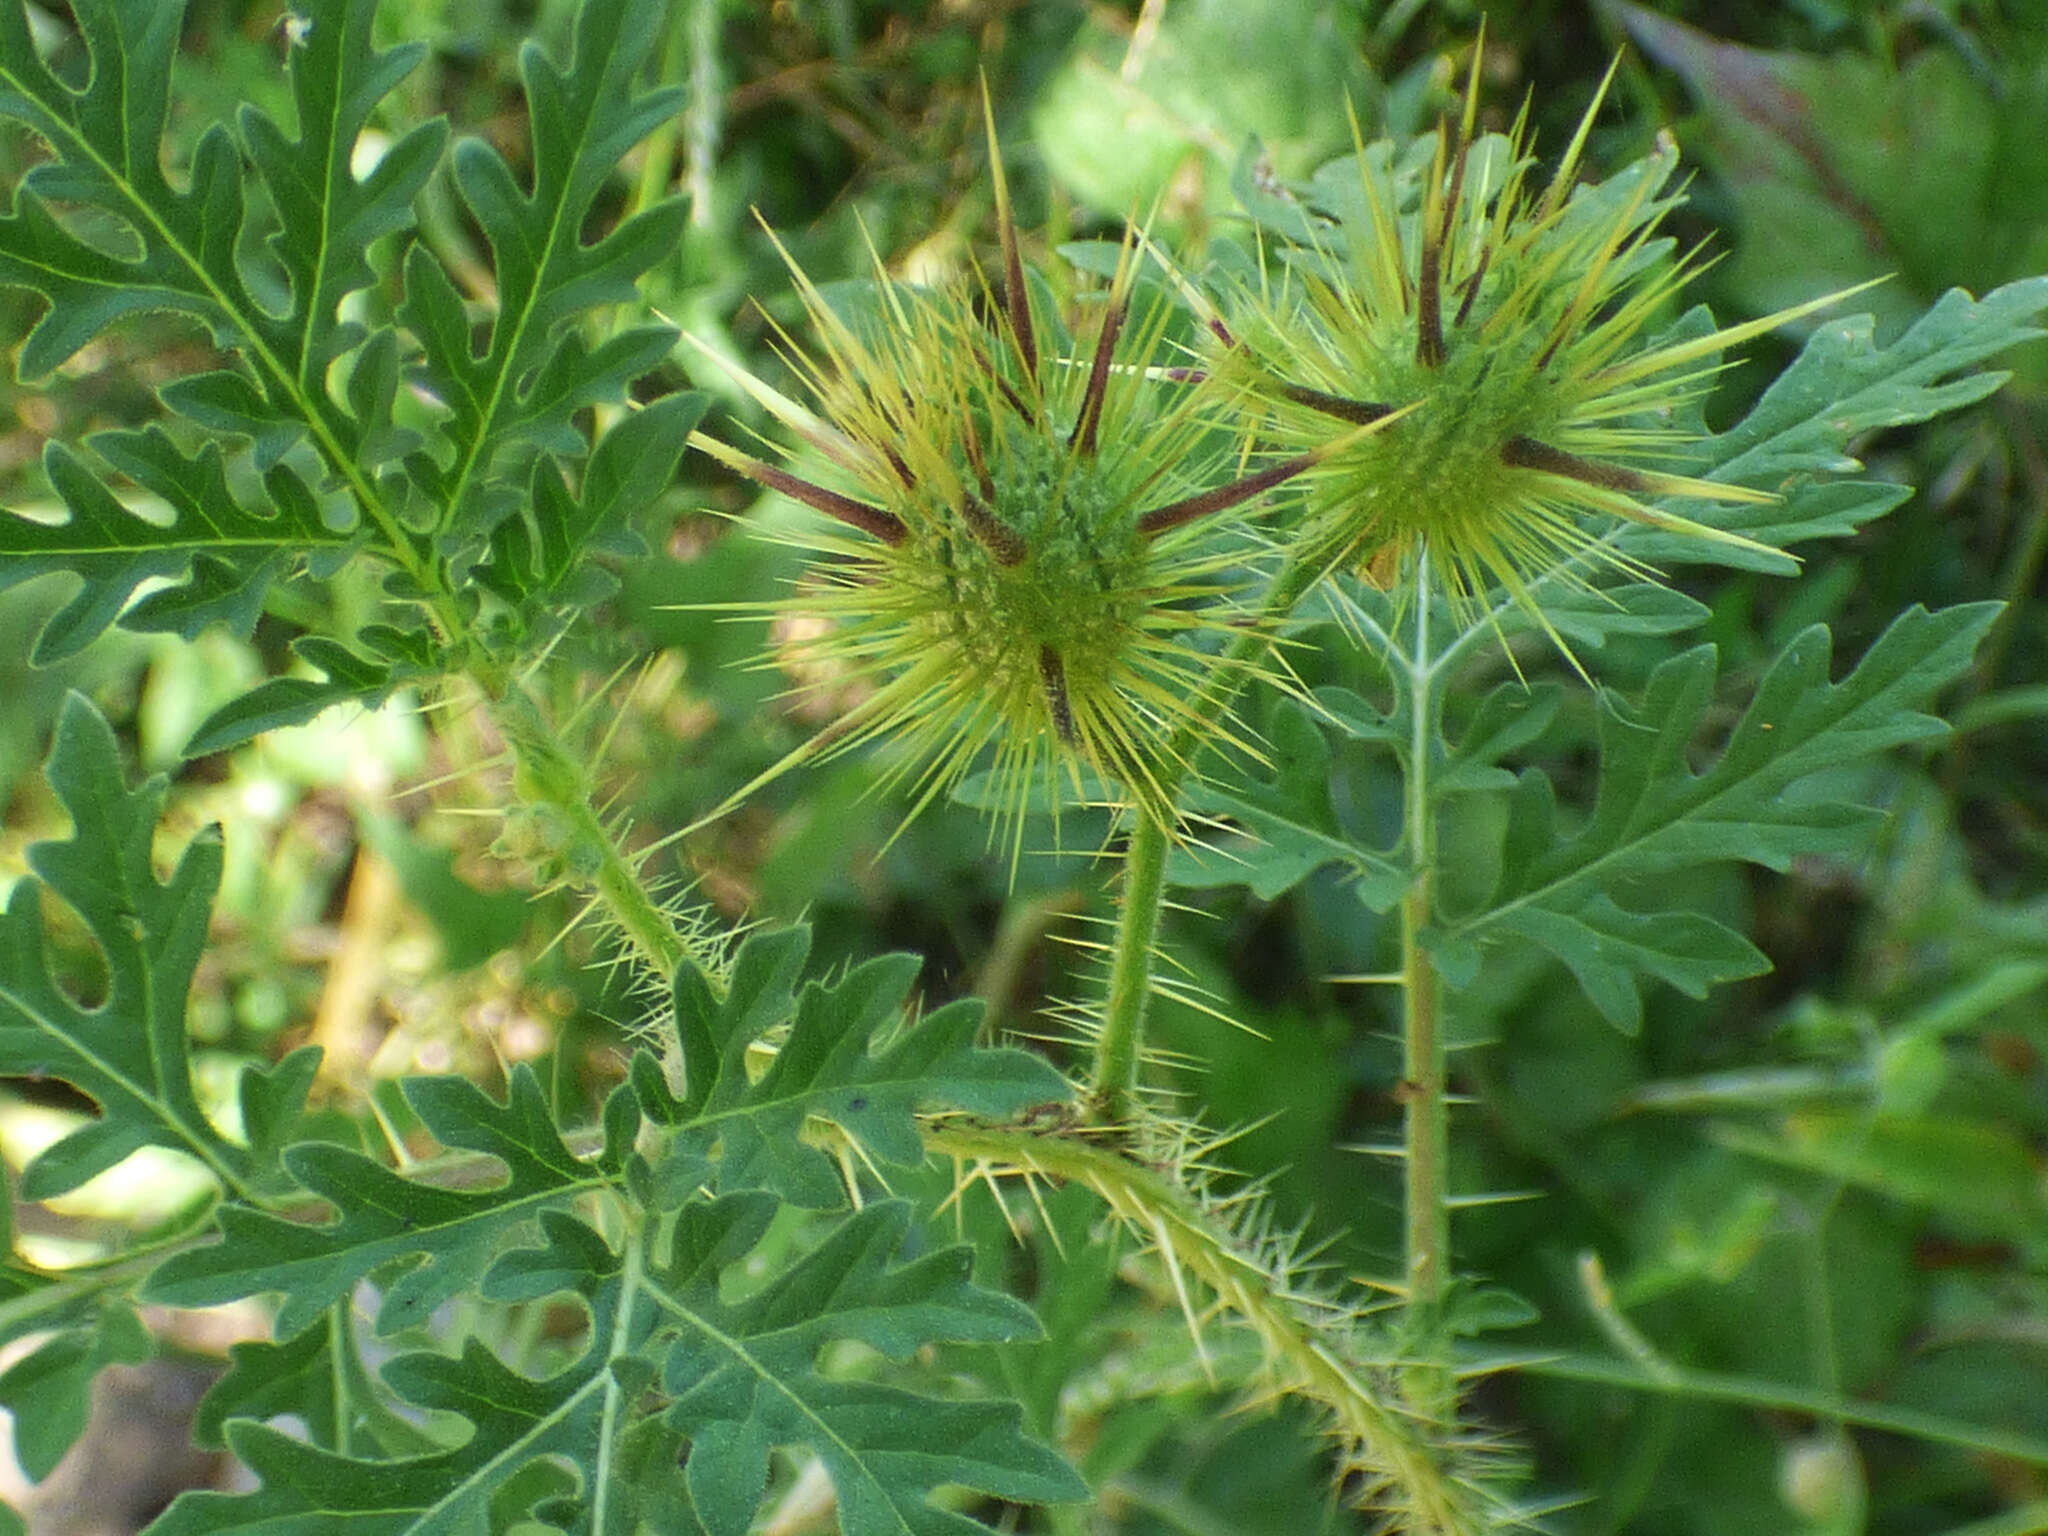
[1086,545,1337,1124]
[1400,550,1451,1321]
[484,681,696,984]
[1090,809,1168,1122]
[927,1119,1494,1533]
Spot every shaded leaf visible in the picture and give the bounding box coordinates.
[1608,3,2048,317]
[1712,1113,2048,1247]
[183,630,439,758]
[1172,702,1406,908]
[0,441,350,665]
[0,1304,150,1482]
[155,1331,617,1536]
[1473,895,1767,1033]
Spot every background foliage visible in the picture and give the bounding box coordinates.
[0,1,2045,1533]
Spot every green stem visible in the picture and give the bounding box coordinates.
[928,1120,1482,1532]
[1401,878,1448,1310]
[1088,546,1331,1124]
[590,1201,647,1536]
[1092,809,1169,1122]
[1401,550,1450,1321]
[684,0,723,231]
[328,1297,356,1457]
[485,681,692,983]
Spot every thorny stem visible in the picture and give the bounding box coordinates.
[1402,549,1451,1325]
[1087,546,1332,1125]
[484,681,693,984]
[927,1120,1482,1533]
[1091,809,1168,1122]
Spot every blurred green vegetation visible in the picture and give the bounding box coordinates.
[2,1,2045,1531]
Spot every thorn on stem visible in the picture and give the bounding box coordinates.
[972,344,1034,421]
[737,459,909,545]
[1453,241,1493,329]
[960,492,1027,565]
[1039,647,1076,744]
[1416,133,1449,368]
[1136,449,1324,537]
[1279,384,1395,427]
[1500,435,1657,494]
[1071,295,1128,458]
[1000,210,1038,385]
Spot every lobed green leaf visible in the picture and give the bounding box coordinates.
[0,696,314,1200]
[657,927,1070,1209]
[0,0,437,658]
[1445,603,2001,1027]
[652,1195,1086,1536]
[400,0,689,551]
[142,1065,630,1339]
[1631,277,2048,567]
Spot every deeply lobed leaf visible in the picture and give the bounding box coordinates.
[399,0,689,552]
[142,1065,631,1339]
[0,0,697,740]
[0,696,315,1201]
[1446,603,2001,1027]
[158,1196,1080,1536]
[652,1195,1086,1536]
[1627,277,2048,568]
[0,0,438,661]
[655,927,1071,1208]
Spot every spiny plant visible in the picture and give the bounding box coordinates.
[0,3,2044,1533]
[684,109,1373,843]
[1209,52,1857,632]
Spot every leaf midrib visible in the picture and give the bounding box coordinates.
[0,978,250,1200]
[648,1279,925,1536]
[1444,671,1934,942]
[0,38,459,631]
[435,29,630,548]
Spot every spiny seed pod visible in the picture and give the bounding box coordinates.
[690,110,1371,838]
[1210,46,1863,639]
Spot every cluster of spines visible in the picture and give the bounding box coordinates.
[684,97,1381,841]
[1189,40,1864,644]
